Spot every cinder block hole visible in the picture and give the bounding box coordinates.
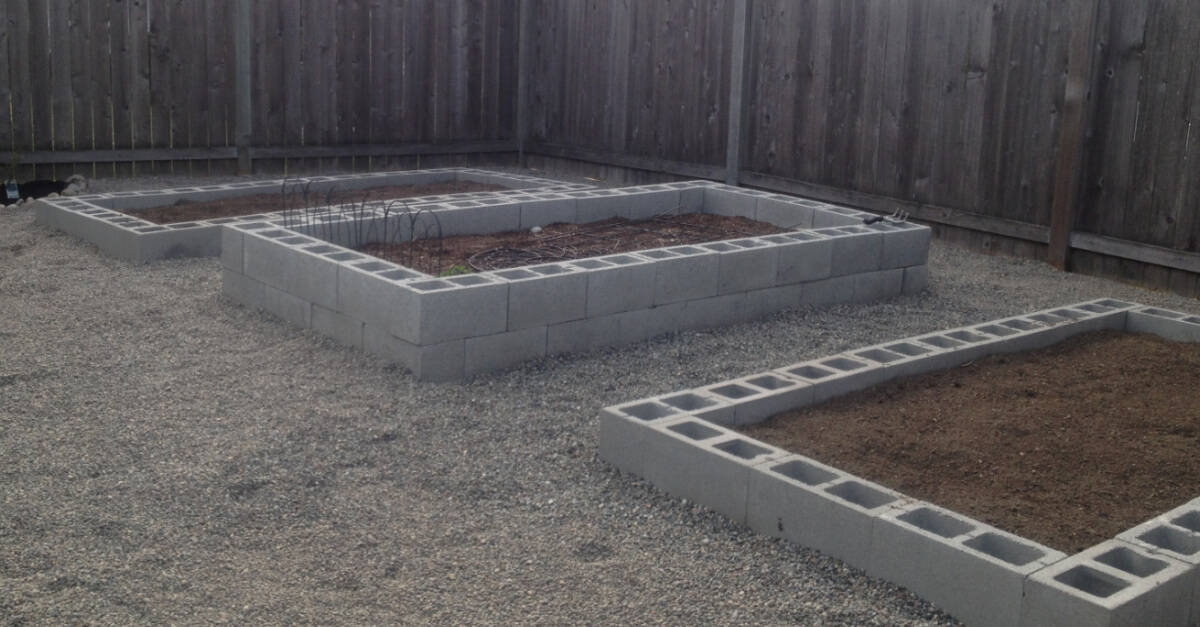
[208,217,238,224]
[824,481,897,510]
[785,233,817,242]
[884,342,930,356]
[380,269,417,281]
[1137,525,1200,556]
[168,222,200,229]
[975,324,1018,337]
[963,532,1044,566]
[898,507,975,538]
[280,236,312,245]
[710,384,758,400]
[761,235,792,244]
[1169,511,1200,533]
[239,214,268,221]
[531,265,567,276]
[1053,565,1130,599]
[660,393,718,411]
[327,252,364,262]
[641,250,677,260]
[821,357,867,372]
[838,226,868,234]
[1184,316,1200,325]
[603,254,639,265]
[919,335,963,349]
[705,242,737,252]
[788,365,835,380]
[1097,299,1133,308]
[1029,313,1067,324]
[669,246,704,255]
[945,330,989,343]
[303,244,337,254]
[1094,547,1168,578]
[353,261,390,272]
[745,375,794,390]
[135,226,167,233]
[1050,308,1088,320]
[620,402,677,421]
[409,280,453,292]
[771,460,837,485]
[667,421,722,441]
[713,438,771,459]
[854,349,903,364]
[497,268,536,280]
[571,259,611,270]
[260,230,289,238]
[448,275,491,286]
[240,222,273,230]
[729,239,764,248]
[1000,319,1039,331]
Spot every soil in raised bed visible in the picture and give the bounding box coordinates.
[359,213,787,275]
[127,181,508,224]
[740,330,1200,553]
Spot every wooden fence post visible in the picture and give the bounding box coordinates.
[1048,0,1101,269]
[234,0,253,174]
[724,0,751,186]
[516,0,532,168]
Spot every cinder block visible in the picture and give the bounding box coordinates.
[1023,539,1194,627]
[774,353,888,404]
[852,268,904,303]
[243,234,339,310]
[221,226,245,272]
[337,266,408,329]
[391,278,509,345]
[799,275,856,307]
[221,267,267,310]
[747,459,907,571]
[495,265,587,331]
[362,323,417,369]
[679,186,706,212]
[811,204,865,228]
[420,204,521,237]
[581,256,657,317]
[653,390,735,426]
[547,315,622,355]
[756,196,814,229]
[649,247,719,305]
[464,326,547,377]
[872,501,1065,627]
[412,339,466,382]
[682,293,748,330]
[136,227,222,261]
[775,233,834,284]
[519,197,578,229]
[1126,309,1200,343]
[1117,499,1200,567]
[700,372,815,427]
[575,191,632,223]
[260,282,312,329]
[702,186,758,218]
[744,283,805,318]
[311,304,364,348]
[639,416,787,524]
[623,189,683,220]
[708,240,779,294]
[878,222,932,269]
[823,227,884,277]
[903,265,929,294]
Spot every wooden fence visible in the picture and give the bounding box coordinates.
[3,0,1198,295]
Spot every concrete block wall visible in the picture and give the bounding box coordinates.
[221,179,933,381]
[36,168,589,263]
[599,298,1200,627]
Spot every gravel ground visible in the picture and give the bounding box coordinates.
[2,170,1197,626]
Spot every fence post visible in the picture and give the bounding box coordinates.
[516,0,532,168]
[1048,0,1101,270]
[724,0,751,186]
[234,0,253,174]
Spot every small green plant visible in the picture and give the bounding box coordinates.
[439,264,472,277]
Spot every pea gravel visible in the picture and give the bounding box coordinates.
[3,171,1197,626]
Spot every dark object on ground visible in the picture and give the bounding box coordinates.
[1,175,86,206]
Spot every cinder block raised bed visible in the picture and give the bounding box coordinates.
[600,300,1200,627]
[219,180,932,381]
[35,168,588,263]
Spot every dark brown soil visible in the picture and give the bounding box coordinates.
[740,330,1200,553]
[360,213,786,275]
[127,181,508,224]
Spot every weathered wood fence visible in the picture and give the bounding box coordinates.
[3,0,1199,295]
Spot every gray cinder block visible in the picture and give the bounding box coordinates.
[391,278,509,345]
[756,196,814,230]
[463,326,548,377]
[221,226,245,272]
[872,501,1065,627]
[311,303,365,348]
[852,268,904,303]
[902,264,929,294]
[699,372,815,427]
[243,233,339,310]
[774,353,889,404]
[547,315,622,355]
[822,227,884,277]
[1022,539,1194,627]
[519,196,578,229]
[702,186,758,218]
[775,233,834,284]
[649,247,719,305]
[1126,309,1200,343]
[708,239,779,294]
[580,256,656,317]
[878,222,932,269]
[496,265,587,331]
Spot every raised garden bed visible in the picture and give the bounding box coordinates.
[35,168,588,263]
[128,180,509,224]
[599,300,1200,627]
[220,180,932,380]
[741,329,1200,555]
